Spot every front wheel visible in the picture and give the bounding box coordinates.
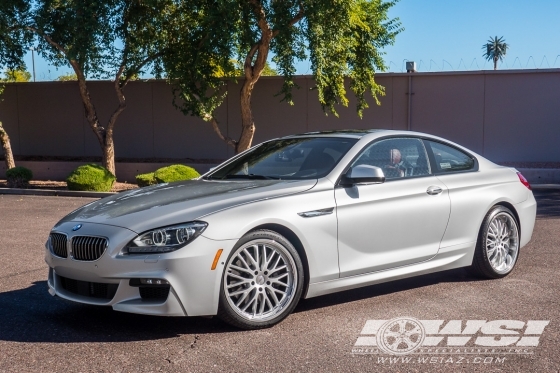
[469,205,520,279]
[218,229,304,329]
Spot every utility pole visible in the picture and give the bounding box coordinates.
[29,47,36,82]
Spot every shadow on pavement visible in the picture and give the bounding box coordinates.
[295,268,483,313]
[534,190,560,219]
[0,269,483,343]
[0,281,236,343]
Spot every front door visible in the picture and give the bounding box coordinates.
[335,137,451,277]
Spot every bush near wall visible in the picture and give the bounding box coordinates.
[66,164,116,192]
[134,165,200,187]
[154,165,200,183]
[136,172,156,187]
[6,166,33,188]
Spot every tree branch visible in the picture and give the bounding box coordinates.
[26,26,106,147]
[120,51,164,88]
[245,0,276,82]
[244,43,260,80]
[272,2,305,38]
[248,0,271,34]
[26,26,68,56]
[203,113,237,149]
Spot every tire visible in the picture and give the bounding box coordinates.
[469,205,520,279]
[217,229,305,329]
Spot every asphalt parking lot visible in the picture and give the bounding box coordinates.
[0,191,559,373]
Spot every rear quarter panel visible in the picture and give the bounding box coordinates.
[436,167,529,250]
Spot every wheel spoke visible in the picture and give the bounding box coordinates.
[267,287,280,305]
[486,245,497,258]
[251,293,258,316]
[235,289,251,307]
[270,255,282,271]
[264,292,274,310]
[269,273,289,285]
[241,291,257,311]
[254,245,260,270]
[229,264,253,275]
[243,247,259,269]
[227,279,250,289]
[229,288,250,297]
[269,265,287,275]
[272,287,288,296]
[227,272,249,282]
[258,293,267,315]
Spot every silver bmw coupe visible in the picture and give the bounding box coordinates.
[46,130,536,329]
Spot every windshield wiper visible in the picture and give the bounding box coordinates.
[224,174,281,180]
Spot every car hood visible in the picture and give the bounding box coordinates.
[55,179,317,233]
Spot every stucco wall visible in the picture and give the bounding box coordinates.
[1,69,559,174]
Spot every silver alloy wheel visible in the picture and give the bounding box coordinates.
[485,212,519,274]
[224,239,297,322]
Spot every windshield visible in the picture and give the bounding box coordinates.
[206,137,358,180]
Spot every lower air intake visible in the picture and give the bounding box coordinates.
[59,276,118,300]
[139,286,170,300]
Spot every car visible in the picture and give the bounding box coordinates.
[45,129,537,329]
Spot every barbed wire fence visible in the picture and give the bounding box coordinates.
[386,55,560,73]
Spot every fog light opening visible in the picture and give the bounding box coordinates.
[129,278,170,287]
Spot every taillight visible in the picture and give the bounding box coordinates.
[517,172,531,190]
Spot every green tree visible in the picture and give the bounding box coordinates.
[0,0,31,170]
[483,36,509,70]
[3,68,31,82]
[164,0,401,153]
[24,0,175,175]
[55,72,78,81]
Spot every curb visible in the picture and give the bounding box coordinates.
[0,188,116,198]
[531,184,560,190]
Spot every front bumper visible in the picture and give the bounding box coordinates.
[45,221,237,316]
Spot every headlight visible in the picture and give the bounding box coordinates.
[126,221,208,254]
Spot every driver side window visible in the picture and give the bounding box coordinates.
[351,138,431,180]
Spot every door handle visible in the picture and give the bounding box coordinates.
[426,186,443,195]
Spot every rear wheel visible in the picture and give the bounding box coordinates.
[470,205,520,279]
[218,229,304,329]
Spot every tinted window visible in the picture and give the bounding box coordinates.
[351,138,431,180]
[426,140,475,172]
[207,137,358,180]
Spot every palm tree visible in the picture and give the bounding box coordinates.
[483,36,509,70]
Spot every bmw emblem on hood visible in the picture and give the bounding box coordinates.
[72,224,83,231]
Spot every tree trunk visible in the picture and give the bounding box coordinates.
[0,121,16,170]
[494,57,498,70]
[102,136,116,176]
[71,60,120,176]
[237,80,257,153]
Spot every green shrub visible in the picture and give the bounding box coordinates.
[136,172,156,187]
[66,164,115,192]
[6,166,33,188]
[154,164,200,183]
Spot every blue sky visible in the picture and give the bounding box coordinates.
[21,0,560,80]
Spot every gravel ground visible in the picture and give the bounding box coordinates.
[0,191,558,373]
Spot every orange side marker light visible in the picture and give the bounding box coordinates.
[211,249,223,270]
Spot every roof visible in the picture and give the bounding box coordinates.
[284,129,388,139]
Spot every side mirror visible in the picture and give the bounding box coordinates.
[341,165,385,186]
